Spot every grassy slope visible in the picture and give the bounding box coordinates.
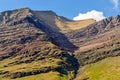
[55,18,95,32]
[75,56,120,80]
[0,71,67,80]
[0,56,64,80]
[15,72,67,80]
[0,41,78,80]
[65,19,95,30]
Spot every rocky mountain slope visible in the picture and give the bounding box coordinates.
[0,8,79,80]
[0,8,120,80]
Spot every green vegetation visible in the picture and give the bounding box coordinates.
[0,42,78,80]
[0,71,67,80]
[75,56,120,80]
[16,72,67,80]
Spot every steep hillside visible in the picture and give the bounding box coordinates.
[0,8,120,80]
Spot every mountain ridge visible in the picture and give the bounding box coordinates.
[0,8,96,32]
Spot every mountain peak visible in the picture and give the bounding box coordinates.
[0,8,32,24]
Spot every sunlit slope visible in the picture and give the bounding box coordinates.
[65,19,95,30]
[15,72,67,80]
[75,56,120,80]
[55,18,96,32]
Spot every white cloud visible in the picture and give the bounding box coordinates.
[112,0,119,10]
[73,10,106,21]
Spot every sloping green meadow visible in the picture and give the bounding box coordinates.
[76,56,120,80]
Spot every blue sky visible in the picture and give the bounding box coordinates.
[0,0,119,20]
